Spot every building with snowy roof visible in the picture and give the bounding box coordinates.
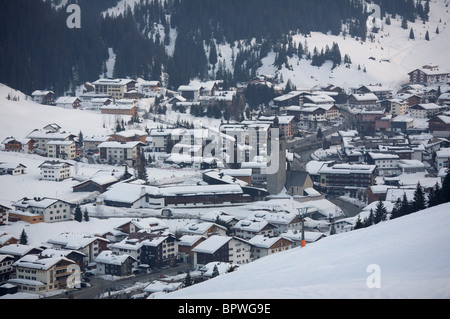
[408,65,449,86]
[191,235,252,267]
[94,250,137,277]
[8,254,78,294]
[98,182,252,209]
[11,197,72,224]
[248,235,293,261]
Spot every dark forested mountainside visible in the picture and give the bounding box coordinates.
[0,0,431,96]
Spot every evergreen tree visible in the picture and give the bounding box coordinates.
[399,192,411,217]
[411,182,426,213]
[409,28,415,40]
[83,209,90,222]
[374,200,387,223]
[363,209,375,227]
[74,205,83,222]
[317,127,323,139]
[401,17,408,29]
[19,229,28,245]
[354,215,364,229]
[425,30,430,41]
[440,167,450,203]
[184,271,192,287]
[427,182,442,207]
[390,198,402,220]
[212,264,220,278]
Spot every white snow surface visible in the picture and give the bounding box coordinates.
[159,203,450,299]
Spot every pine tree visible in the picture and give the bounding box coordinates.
[83,209,90,222]
[184,271,192,287]
[440,167,450,203]
[374,200,387,223]
[212,265,220,278]
[74,205,83,222]
[411,182,426,213]
[364,209,375,227]
[19,229,28,245]
[427,182,442,207]
[390,198,402,220]
[401,17,408,29]
[354,215,364,229]
[409,28,415,40]
[399,192,411,217]
[425,30,430,41]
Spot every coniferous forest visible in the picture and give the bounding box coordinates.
[0,0,431,95]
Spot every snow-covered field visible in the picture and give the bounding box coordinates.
[159,202,450,299]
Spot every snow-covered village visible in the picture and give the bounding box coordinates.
[0,0,450,303]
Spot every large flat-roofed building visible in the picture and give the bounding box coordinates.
[93,78,136,99]
[318,163,377,191]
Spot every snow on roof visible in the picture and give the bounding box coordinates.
[95,250,135,265]
[55,97,80,104]
[38,160,73,169]
[318,163,377,175]
[0,244,42,256]
[93,78,134,86]
[249,211,297,225]
[47,233,105,250]
[411,103,441,110]
[180,222,223,235]
[436,147,450,158]
[112,130,147,138]
[191,235,232,254]
[26,130,74,140]
[40,248,86,258]
[13,254,74,270]
[305,94,335,103]
[97,141,142,149]
[248,235,292,248]
[433,115,450,124]
[350,93,379,101]
[385,188,415,202]
[12,197,66,210]
[397,160,425,168]
[32,90,53,96]
[368,152,400,160]
[233,219,271,232]
[178,235,204,247]
[0,162,26,170]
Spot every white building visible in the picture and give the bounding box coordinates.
[368,152,400,176]
[436,148,450,170]
[97,141,144,165]
[12,197,72,223]
[248,235,293,261]
[38,160,72,181]
[0,163,26,176]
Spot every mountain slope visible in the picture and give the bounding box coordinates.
[160,203,450,299]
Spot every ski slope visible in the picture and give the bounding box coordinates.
[160,203,450,299]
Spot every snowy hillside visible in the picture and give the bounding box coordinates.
[0,84,110,140]
[257,0,450,91]
[100,0,450,91]
[160,203,450,299]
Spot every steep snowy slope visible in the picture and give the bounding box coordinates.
[258,0,450,90]
[0,83,112,140]
[160,203,450,299]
